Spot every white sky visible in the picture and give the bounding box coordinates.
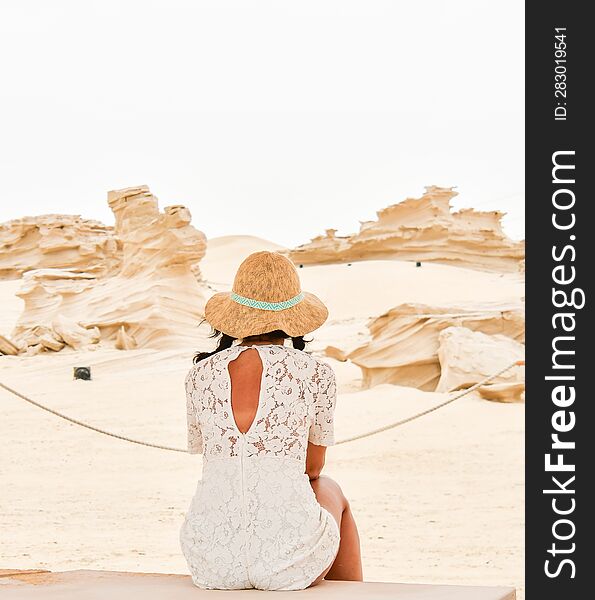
[0,0,524,247]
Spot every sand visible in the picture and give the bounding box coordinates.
[0,235,524,597]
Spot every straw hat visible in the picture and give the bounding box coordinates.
[204,251,328,338]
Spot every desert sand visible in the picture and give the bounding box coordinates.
[0,188,524,597]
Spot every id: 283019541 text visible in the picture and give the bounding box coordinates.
[554,27,567,121]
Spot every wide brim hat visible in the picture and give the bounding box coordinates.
[204,251,328,338]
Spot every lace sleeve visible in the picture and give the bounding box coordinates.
[308,362,337,447]
[185,368,203,454]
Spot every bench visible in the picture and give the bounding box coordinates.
[0,569,516,599]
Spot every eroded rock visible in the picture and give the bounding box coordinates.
[8,186,208,353]
[288,186,525,272]
[332,302,524,391]
[0,214,119,280]
[436,326,525,393]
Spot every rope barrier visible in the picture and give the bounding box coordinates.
[335,360,524,445]
[0,380,187,453]
[0,360,524,452]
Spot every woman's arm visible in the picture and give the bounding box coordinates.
[185,368,203,454]
[305,442,327,480]
[306,362,337,480]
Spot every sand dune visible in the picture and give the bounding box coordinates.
[200,235,286,286]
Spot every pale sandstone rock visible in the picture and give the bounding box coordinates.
[51,314,100,350]
[325,345,350,362]
[38,332,66,352]
[287,186,525,272]
[115,325,138,350]
[436,326,525,393]
[106,188,206,278]
[478,381,525,403]
[24,343,44,356]
[335,302,524,391]
[0,214,119,280]
[9,186,208,353]
[0,334,19,355]
[10,324,61,353]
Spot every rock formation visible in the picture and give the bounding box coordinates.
[0,215,119,280]
[327,301,525,391]
[435,326,525,393]
[115,325,138,350]
[287,186,525,272]
[478,381,525,403]
[0,334,19,355]
[6,186,208,353]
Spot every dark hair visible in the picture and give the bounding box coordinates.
[193,319,312,364]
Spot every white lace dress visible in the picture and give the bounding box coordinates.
[179,343,341,591]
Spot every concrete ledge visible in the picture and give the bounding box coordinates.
[0,569,516,599]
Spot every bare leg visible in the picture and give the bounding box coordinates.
[307,475,363,586]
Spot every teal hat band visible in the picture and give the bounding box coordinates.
[230,291,304,311]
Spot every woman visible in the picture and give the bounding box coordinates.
[180,250,363,590]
